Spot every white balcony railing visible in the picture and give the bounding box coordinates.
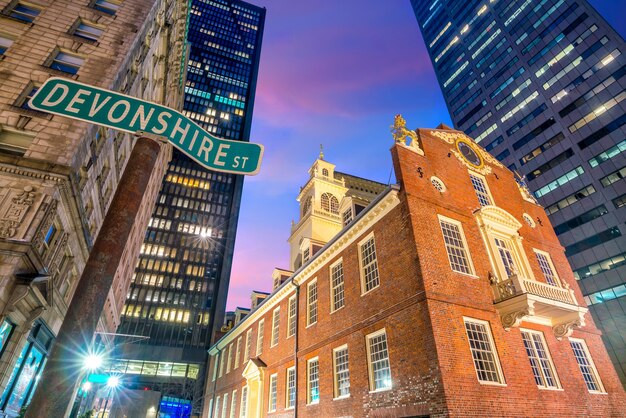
[492,274,576,305]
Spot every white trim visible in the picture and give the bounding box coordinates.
[437,214,476,276]
[270,306,280,347]
[287,295,297,338]
[332,344,350,398]
[568,337,606,394]
[365,328,392,392]
[306,279,318,327]
[533,248,562,287]
[468,171,494,206]
[520,328,561,389]
[306,356,320,405]
[268,373,278,412]
[329,257,345,313]
[256,319,264,356]
[430,175,447,192]
[358,232,380,295]
[285,366,296,409]
[462,317,506,385]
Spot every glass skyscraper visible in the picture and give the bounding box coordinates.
[111,0,265,415]
[411,0,626,385]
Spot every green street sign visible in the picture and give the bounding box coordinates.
[29,77,263,175]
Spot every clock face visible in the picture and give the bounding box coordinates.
[457,141,482,167]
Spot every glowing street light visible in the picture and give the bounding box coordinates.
[82,382,92,392]
[106,375,121,389]
[83,352,104,371]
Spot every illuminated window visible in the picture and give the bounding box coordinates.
[494,237,517,277]
[330,260,345,311]
[286,367,296,408]
[535,167,584,198]
[359,235,380,293]
[230,390,237,418]
[438,216,474,275]
[320,193,339,214]
[333,345,350,398]
[307,280,317,326]
[287,296,296,338]
[268,373,277,412]
[270,307,280,347]
[240,386,248,417]
[464,318,504,384]
[307,357,319,404]
[570,338,604,392]
[521,330,559,389]
[256,319,264,355]
[469,173,492,206]
[366,329,391,391]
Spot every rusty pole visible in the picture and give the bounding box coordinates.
[24,136,163,418]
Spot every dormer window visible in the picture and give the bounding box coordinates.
[342,208,353,226]
[303,247,310,263]
[321,193,339,214]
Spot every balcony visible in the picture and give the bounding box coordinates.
[490,273,588,339]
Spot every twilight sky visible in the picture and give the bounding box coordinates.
[225,0,626,311]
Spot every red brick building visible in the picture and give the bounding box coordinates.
[202,118,626,417]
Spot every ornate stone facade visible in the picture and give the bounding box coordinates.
[0,0,187,415]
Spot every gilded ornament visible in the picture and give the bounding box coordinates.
[391,114,424,155]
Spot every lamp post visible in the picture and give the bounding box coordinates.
[99,376,120,418]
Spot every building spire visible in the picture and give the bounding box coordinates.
[319,143,324,160]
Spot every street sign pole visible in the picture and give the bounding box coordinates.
[24,136,165,418]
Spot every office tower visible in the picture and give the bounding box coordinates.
[411,0,626,385]
[204,123,625,417]
[112,1,265,415]
[0,0,186,416]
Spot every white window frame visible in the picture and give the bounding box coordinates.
[533,249,561,287]
[271,307,280,347]
[244,329,252,360]
[469,171,494,207]
[230,389,237,418]
[366,328,392,392]
[333,344,350,399]
[520,328,561,390]
[287,295,296,338]
[438,215,476,276]
[286,366,296,409]
[222,392,228,418]
[234,337,242,368]
[226,343,232,374]
[212,353,218,382]
[219,350,225,378]
[214,396,220,418]
[306,279,318,327]
[330,258,345,313]
[358,232,381,295]
[240,385,248,418]
[569,337,605,393]
[307,357,320,405]
[463,317,506,385]
[268,373,278,412]
[256,319,264,356]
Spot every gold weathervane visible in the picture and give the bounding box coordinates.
[391,114,424,155]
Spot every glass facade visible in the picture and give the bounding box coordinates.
[412,0,626,386]
[113,0,265,414]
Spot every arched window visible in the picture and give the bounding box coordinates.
[302,197,312,216]
[322,168,329,177]
[320,193,339,214]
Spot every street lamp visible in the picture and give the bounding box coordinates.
[99,375,122,418]
[83,352,104,371]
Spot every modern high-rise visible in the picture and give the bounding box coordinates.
[112,0,265,415]
[411,0,626,385]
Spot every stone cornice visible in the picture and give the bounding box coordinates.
[209,187,401,354]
